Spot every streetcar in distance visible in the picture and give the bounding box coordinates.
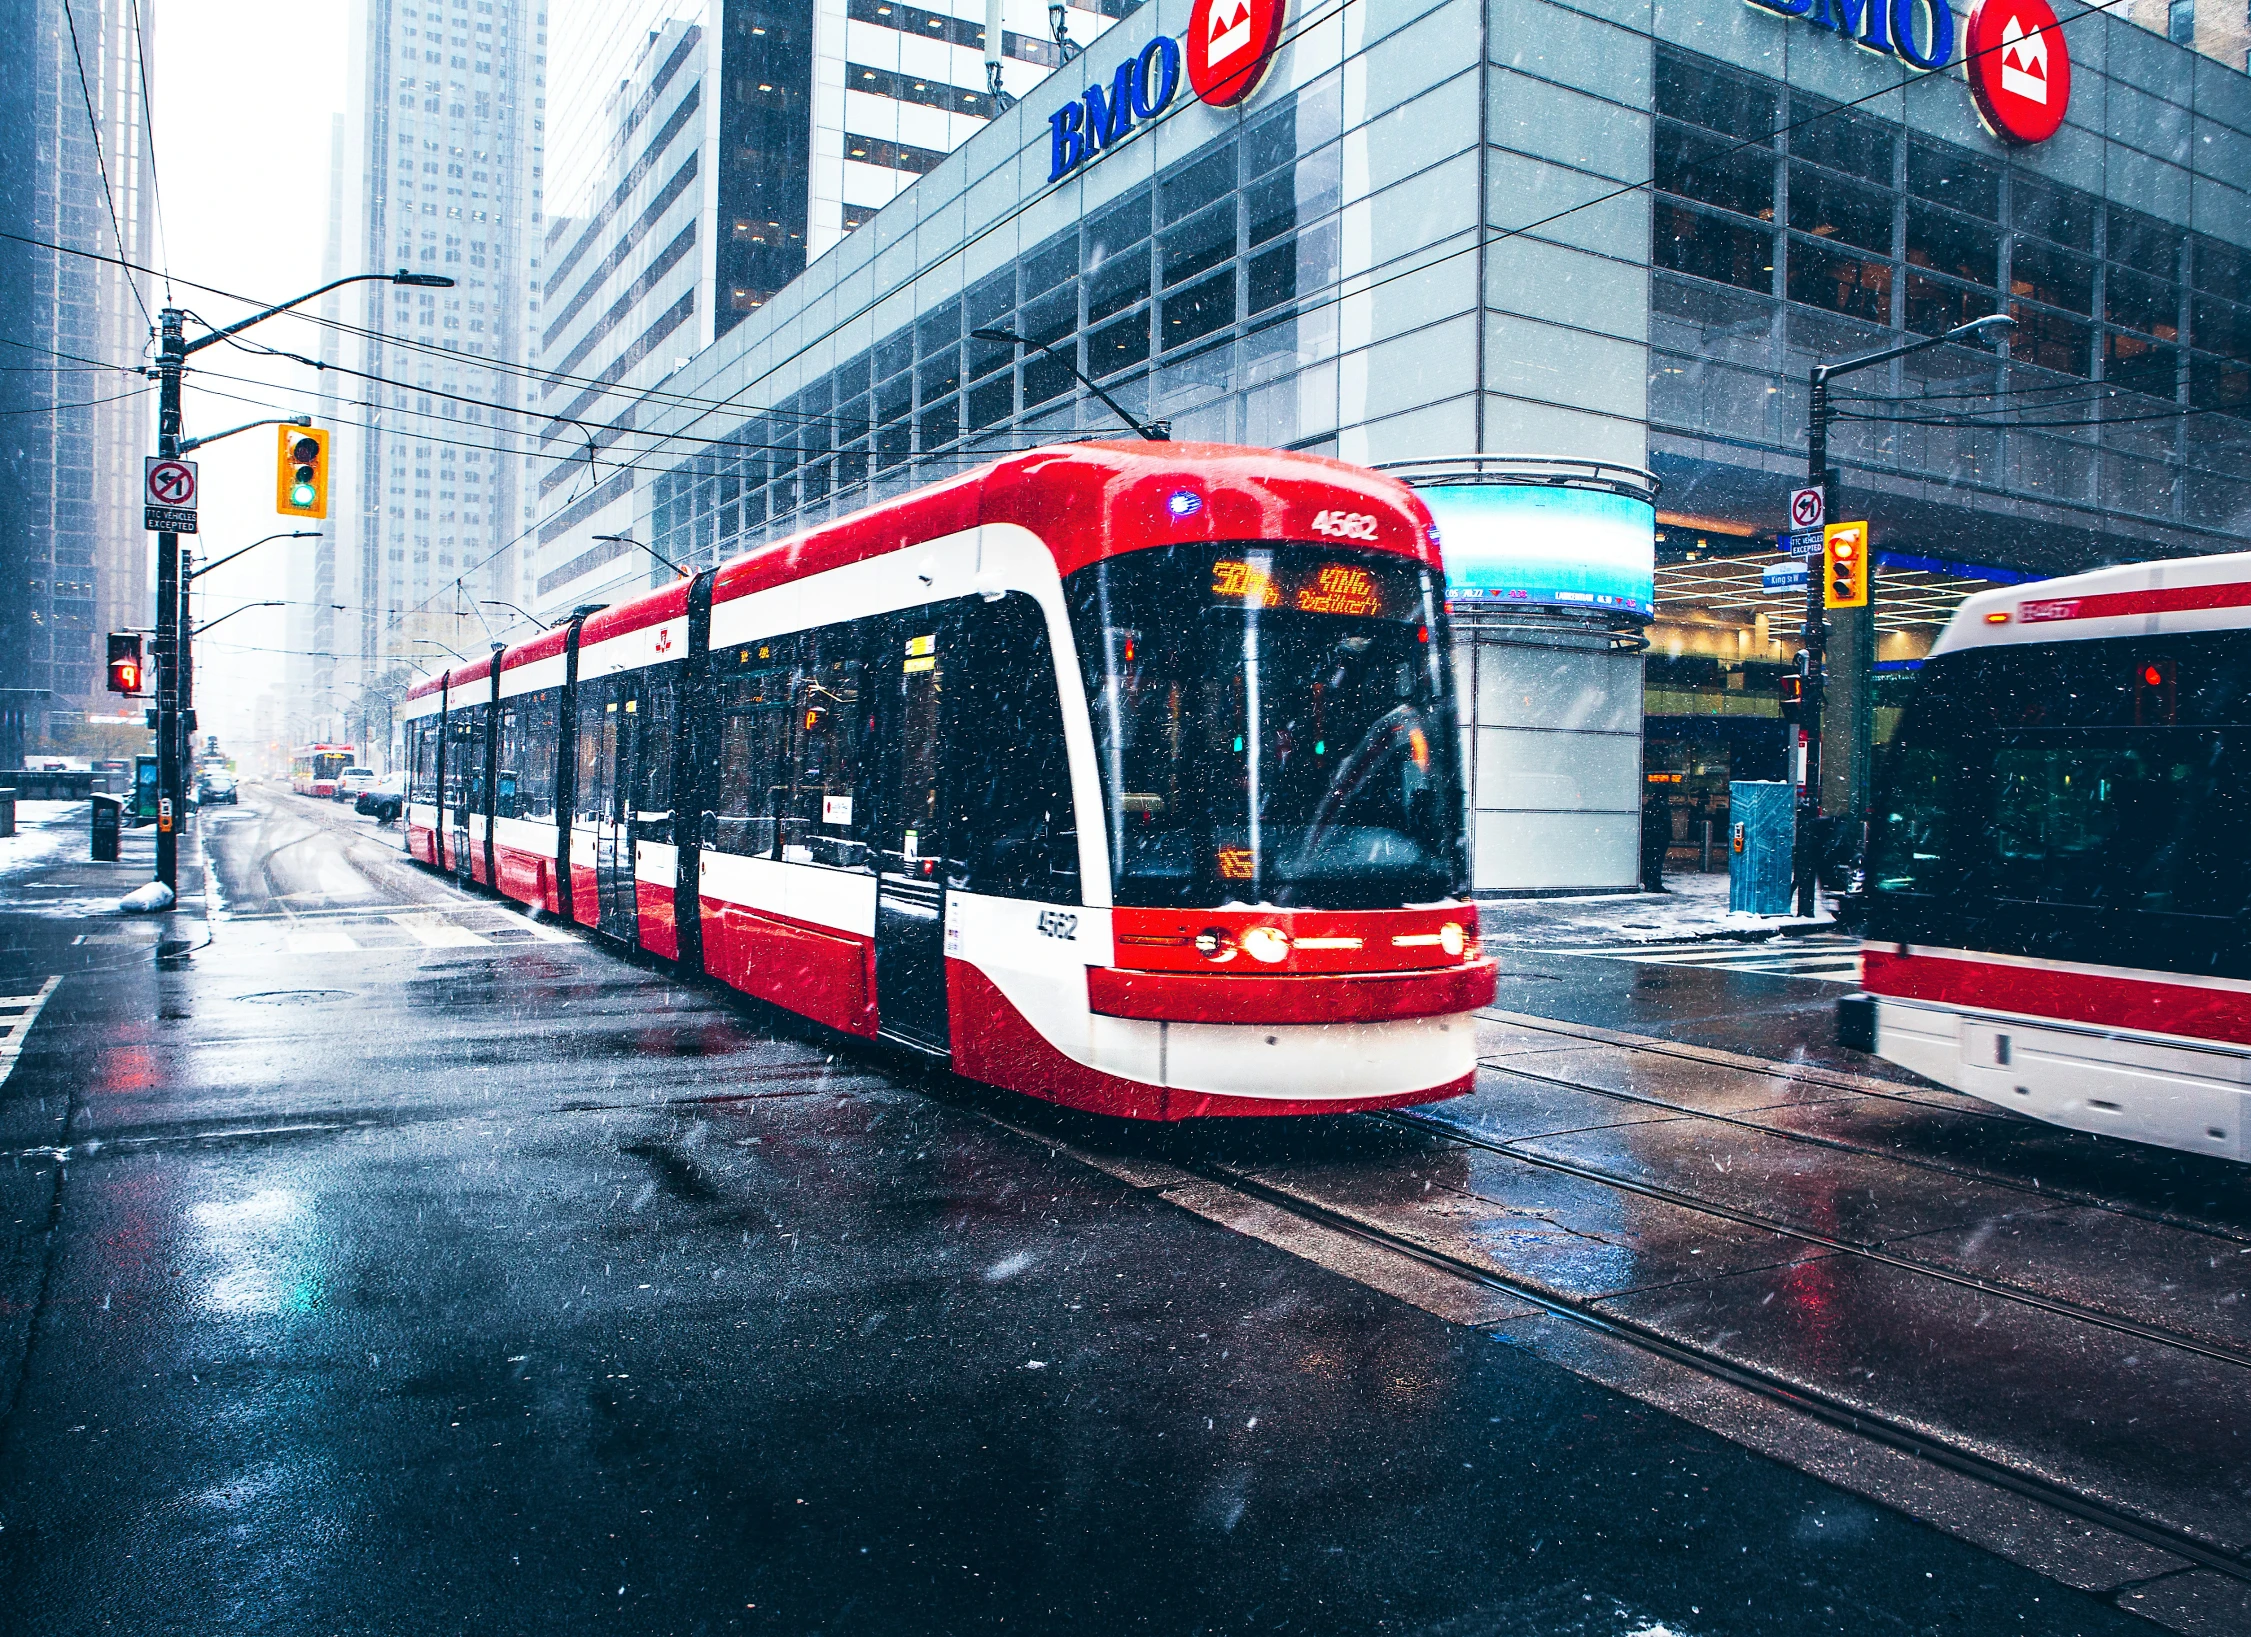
[290,743,357,798]
[398,442,1494,1119]
[1845,551,2249,1162]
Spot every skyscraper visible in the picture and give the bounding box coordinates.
[318,0,546,756]
[526,0,1135,621]
[0,0,158,765]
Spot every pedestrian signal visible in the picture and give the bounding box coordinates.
[1823,521,1869,610]
[1776,671,1805,724]
[276,424,330,518]
[106,632,143,694]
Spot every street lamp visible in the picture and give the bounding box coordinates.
[479,599,556,631]
[1791,311,2015,916]
[187,530,322,583]
[593,533,692,579]
[193,601,286,637]
[144,268,456,897]
[971,327,1170,441]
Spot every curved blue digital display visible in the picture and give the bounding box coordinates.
[1420,484,1656,618]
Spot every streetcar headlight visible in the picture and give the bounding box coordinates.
[1439,921,1466,958]
[1240,926,1291,964]
[1194,927,1237,963]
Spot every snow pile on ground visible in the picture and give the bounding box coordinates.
[1480,867,1835,949]
[0,801,91,888]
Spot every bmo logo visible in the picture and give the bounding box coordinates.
[1047,0,1290,182]
[1747,0,2070,145]
[1966,0,2069,144]
[1188,0,1288,107]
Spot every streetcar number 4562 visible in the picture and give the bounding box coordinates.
[1036,910,1078,941]
[1309,509,1379,541]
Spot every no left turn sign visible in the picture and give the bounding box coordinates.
[1789,486,1825,531]
[145,457,198,508]
[144,456,200,534]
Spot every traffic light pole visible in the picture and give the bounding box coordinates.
[1790,312,2017,920]
[141,270,453,899]
[153,310,185,893]
[1793,378,1830,920]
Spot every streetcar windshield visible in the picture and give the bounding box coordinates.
[1868,631,2251,973]
[1066,543,1465,909]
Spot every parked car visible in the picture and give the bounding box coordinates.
[194,771,238,805]
[335,766,380,801]
[356,771,406,824]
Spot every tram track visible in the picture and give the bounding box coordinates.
[1380,1104,2251,1376]
[1474,1010,2251,1248]
[1149,1140,2251,1586]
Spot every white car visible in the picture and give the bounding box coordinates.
[335,766,380,801]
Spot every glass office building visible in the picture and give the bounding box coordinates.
[533,0,2251,891]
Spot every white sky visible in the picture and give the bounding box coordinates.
[150,0,352,749]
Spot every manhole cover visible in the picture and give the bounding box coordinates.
[234,989,355,1005]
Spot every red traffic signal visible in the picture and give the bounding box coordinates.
[1777,672,1805,724]
[106,632,143,695]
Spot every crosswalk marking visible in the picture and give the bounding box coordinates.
[0,977,60,1089]
[386,913,491,948]
[285,931,361,954]
[1570,936,1864,986]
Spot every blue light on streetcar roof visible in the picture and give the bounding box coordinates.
[1166,489,1203,517]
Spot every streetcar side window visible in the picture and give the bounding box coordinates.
[636,669,679,844]
[509,688,561,821]
[710,637,797,858]
[951,593,1078,903]
[782,624,869,870]
[406,720,437,805]
[574,679,613,825]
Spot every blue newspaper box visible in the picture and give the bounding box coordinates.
[1729,781,1794,916]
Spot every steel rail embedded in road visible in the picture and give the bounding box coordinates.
[1155,1144,2251,1587]
[1383,1105,2251,1376]
[1476,1012,2251,1249]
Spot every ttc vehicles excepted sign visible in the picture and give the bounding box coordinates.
[144,456,199,534]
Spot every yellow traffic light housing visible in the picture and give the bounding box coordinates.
[1823,521,1869,610]
[276,424,330,519]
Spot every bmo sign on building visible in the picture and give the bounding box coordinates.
[1748,0,2070,143]
[1048,0,1290,180]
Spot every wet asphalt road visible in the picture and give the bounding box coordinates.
[0,789,2209,1633]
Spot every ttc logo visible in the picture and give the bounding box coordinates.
[1048,0,1289,182]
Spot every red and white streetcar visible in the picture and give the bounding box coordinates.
[399,442,1495,1118]
[291,743,356,798]
[1846,550,2251,1161]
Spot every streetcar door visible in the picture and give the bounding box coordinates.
[448,707,481,886]
[871,612,953,1054]
[594,679,641,944]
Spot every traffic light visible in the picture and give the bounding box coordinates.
[106,632,143,695]
[1823,521,1869,610]
[276,424,330,518]
[1777,671,1805,725]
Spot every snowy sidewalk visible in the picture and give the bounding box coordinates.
[1477,869,1837,950]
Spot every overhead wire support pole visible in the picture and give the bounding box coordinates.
[145,269,453,897]
[1792,311,2014,919]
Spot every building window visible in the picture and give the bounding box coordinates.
[2166,0,2193,43]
